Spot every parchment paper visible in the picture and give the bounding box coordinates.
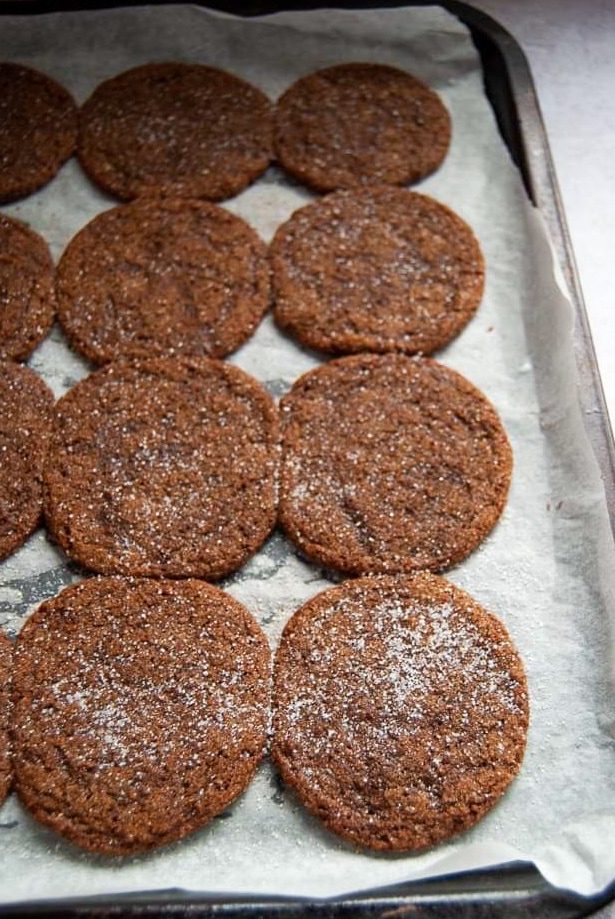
[1,2,615,905]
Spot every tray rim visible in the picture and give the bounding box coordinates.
[0,2,614,917]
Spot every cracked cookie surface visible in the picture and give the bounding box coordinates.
[275,63,450,192]
[272,573,529,851]
[78,63,274,201]
[0,362,55,562]
[271,187,484,356]
[11,576,271,854]
[0,630,12,807]
[57,198,270,363]
[279,354,512,575]
[44,357,278,579]
[0,213,56,361]
[0,63,77,203]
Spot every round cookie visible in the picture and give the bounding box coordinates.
[0,362,55,561]
[11,576,271,854]
[0,213,56,361]
[0,63,78,203]
[272,573,529,851]
[279,354,512,575]
[0,630,12,806]
[43,357,278,579]
[57,198,270,364]
[271,187,484,356]
[78,63,274,201]
[274,62,451,193]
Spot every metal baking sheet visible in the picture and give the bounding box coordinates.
[1,1,614,916]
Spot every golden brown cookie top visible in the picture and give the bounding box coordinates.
[0,361,55,562]
[43,357,279,579]
[78,62,274,201]
[11,576,271,854]
[272,573,529,851]
[279,353,512,575]
[0,63,78,203]
[275,62,451,192]
[271,187,484,356]
[0,213,56,362]
[57,198,270,364]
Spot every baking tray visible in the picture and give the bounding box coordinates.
[0,1,614,916]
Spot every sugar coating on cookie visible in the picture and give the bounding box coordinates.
[0,362,55,562]
[0,630,12,807]
[272,573,529,851]
[275,63,451,192]
[78,63,274,201]
[0,63,78,203]
[271,187,484,355]
[57,198,270,364]
[43,357,278,579]
[0,213,56,361]
[11,576,271,854]
[279,354,512,575]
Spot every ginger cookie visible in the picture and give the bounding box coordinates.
[274,62,451,193]
[0,213,56,361]
[43,357,278,579]
[57,198,270,364]
[11,576,271,854]
[78,63,274,201]
[271,186,484,356]
[272,573,529,851]
[279,354,512,575]
[0,63,78,203]
[0,630,12,807]
[0,362,55,562]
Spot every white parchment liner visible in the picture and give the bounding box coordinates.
[0,2,614,904]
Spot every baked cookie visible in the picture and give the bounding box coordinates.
[0,630,12,806]
[271,187,484,355]
[43,357,278,579]
[0,213,56,361]
[11,576,271,854]
[274,62,451,193]
[0,63,78,203]
[279,354,512,575]
[57,198,270,364]
[0,362,55,561]
[78,63,274,201]
[272,573,529,851]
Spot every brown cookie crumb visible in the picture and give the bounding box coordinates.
[0,63,78,203]
[57,198,270,364]
[271,187,484,355]
[274,62,451,193]
[279,354,512,575]
[0,213,56,361]
[272,573,529,851]
[78,63,274,201]
[0,361,55,562]
[0,630,12,806]
[43,357,279,579]
[11,576,271,854]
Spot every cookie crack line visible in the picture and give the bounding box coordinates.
[279,353,512,576]
[43,357,279,580]
[10,577,272,855]
[271,187,484,357]
[271,573,529,852]
[77,63,274,202]
[274,63,451,193]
